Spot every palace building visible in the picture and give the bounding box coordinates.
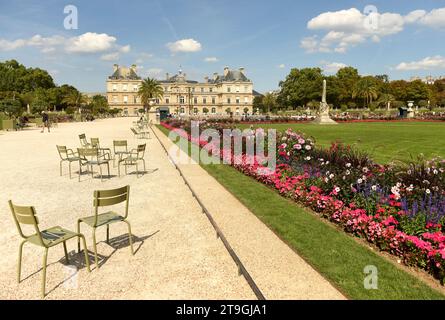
[106,64,254,116]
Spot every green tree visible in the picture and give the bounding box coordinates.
[336,67,360,105]
[138,77,163,111]
[0,99,23,118]
[277,68,323,108]
[203,107,209,114]
[262,92,277,114]
[253,95,264,114]
[89,95,109,115]
[62,90,87,113]
[406,80,429,103]
[353,76,379,108]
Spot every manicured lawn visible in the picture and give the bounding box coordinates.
[157,125,445,300]
[238,122,445,163]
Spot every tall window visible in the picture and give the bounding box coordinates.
[244,86,248,92]
[180,96,185,104]
[209,88,213,93]
[201,87,204,93]
[133,96,137,104]
[123,84,128,91]
[211,107,216,114]
[203,98,207,104]
[194,97,198,104]
[180,107,185,113]
[166,98,170,104]
[227,98,231,104]
[244,97,249,104]
[236,97,240,104]
[227,87,231,93]
[133,85,138,91]
[212,97,216,104]
[123,96,128,104]
[113,95,118,103]
[112,84,117,91]
[236,86,240,93]
[193,108,198,114]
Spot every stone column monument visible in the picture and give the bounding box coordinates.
[313,79,337,125]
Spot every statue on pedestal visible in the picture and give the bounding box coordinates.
[313,79,338,125]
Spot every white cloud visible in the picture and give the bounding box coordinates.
[100,52,120,61]
[417,8,445,28]
[204,57,219,62]
[278,64,285,69]
[301,7,445,53]
[0,32,130,58]
[66,32,117,53]
[395,55,445,71]
[321,61,348,73]
[166,38,202,53]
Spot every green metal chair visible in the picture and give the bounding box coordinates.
[131,127,150,139]
[90,138,112,160]
[8,200,91,299]
[77,148,111,182]
[56,145,80,179]
[79,133,91,148]
[118,144,147,178]
[77,185,134,269]
[113,140,129,167]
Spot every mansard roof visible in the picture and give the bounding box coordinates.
[109,65,141,80]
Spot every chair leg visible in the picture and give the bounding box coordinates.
[106,225,110,244]
[123,220,134,255]
[69,161,72,179]
[63,241,69,264]
[99,165,103,182]
[107,162,110,178]
[78,161,82,182]
[60,160,63,177]
[79,234,91,272]
[77,221,81,253]
[92,228,99,269]
[17,240,26,283]
[41,248,48,299]
[143,159,146,174]
[136,162,139,178]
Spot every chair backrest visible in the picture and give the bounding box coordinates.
[79,134,89,147]
[93,185,130,225]
[56,145,68,160]
[78,147,99,160]
[91,138,100,148]
[8,200,44,245]
[136,144,146,159]
[131,128,138,135]
[113,140,127,153]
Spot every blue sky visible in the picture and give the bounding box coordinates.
[0,0,444,93]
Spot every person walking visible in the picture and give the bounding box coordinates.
[41,111,50,133]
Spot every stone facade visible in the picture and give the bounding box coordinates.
[106,65,254,116]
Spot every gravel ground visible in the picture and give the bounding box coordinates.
[0,117,255,300]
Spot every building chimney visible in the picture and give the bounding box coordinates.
[213,72,218,81]
[113,64,119,72]
[239,67,245,74]
[224,66,229,77]
[130,64,137,73]
[166,73,170,80]
[204,76,209,82]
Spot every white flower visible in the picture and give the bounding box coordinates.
[305,145,312,150]
[335,187,341,193]
[329,174,334,179]
[324,177,329,183]
[426,189,431,194]
[371,185,377,191]
[305,156,311,161]
[362,167,369,173]
[346,163,351,168]
[357,178,363,184]
[345,170,351,176]
[396,182,402,188]
[319,158,324,162]
[326,161,330,165]
[433,169,438,175]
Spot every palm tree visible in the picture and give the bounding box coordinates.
[378,93,395,110]
[62,90,87,113]
[352,77,379,108]
[138,77,164,111]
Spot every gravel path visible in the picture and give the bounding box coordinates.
[0,118,255,300]
[154,126,345,300]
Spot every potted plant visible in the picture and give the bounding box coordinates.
[0,99,22,131]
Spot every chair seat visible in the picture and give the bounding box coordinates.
[28,226,78,247]
[79,211,124,227]
[82,159,109,165]
[121,157,141,163]
[66,157,81,162]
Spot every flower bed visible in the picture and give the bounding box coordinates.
[161,121,445,282]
